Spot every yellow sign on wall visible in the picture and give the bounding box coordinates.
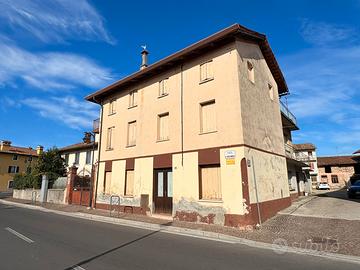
[225,150,236,165]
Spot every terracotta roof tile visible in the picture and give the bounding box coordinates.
[0,146,38,156]
[293,143,316,151]
[318,156,359,167]
[59,142,98,152]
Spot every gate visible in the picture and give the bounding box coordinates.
[71,175,91,206]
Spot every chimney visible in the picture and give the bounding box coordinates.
[0,140,11,151]
[36,145,44,155]
[140,46,149,70]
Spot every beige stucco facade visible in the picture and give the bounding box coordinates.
[91,36,290,227]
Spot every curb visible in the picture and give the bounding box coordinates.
[1,199,360,265]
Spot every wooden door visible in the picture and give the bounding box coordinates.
[154,169,173,214]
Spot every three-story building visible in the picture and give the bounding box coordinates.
[85,24,292,227]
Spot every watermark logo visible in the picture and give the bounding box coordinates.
[272,237,339,254]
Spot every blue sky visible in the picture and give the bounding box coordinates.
[0,0,359,156]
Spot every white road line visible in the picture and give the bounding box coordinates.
[5,227,34,243]
[72,265,86,270]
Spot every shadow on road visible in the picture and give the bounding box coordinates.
[315,188,360,203]
[64,222,172,270]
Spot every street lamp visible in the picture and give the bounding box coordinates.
[83,131,96,208]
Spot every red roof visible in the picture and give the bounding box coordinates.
[318,156,359,167]
[59,142,97,152]
[86,23,288,103]
[0,146,38,156]
[293,143,316,151]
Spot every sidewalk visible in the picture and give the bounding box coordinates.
[1,197,360,261]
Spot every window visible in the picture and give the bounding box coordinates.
[321,175,328,181]
[199,165,222,200]
[104,171,112,194]
[159,79,169,96]
[124,170,134,196]
[157,113,169,141]
[28,156,32,162]
[247,61,255,83]
[74,152,80,165]
[268,83,274,100]
[106,127,114,150]
[129,90,138,108]
[109,99,116,115]
[8,166,19,174]
[308,151,313,158]
[64,154,69,166]
[200,60,214,82]
[200,100,216,134]
[331,175,339,183]
[86,150,91,164]
[26,166,32,174]
[12,154,18,161]
[325,166,332,173]
[127,121,137,146]
[8,180,14,189]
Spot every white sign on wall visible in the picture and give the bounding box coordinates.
[224,150,236,165]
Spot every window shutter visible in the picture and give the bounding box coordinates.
[201,101,216,133]
[200,166,221,200]
[207,61,213,79]
[104,171,112,194]
[125,170,134,196]
[158,114,169,140]
[200,63,206,81]
[128,121,136,146]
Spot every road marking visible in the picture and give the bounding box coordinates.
[5,227,34,243]
[72,265,86,270]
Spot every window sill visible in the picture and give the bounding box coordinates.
[156,138,170,143]
[126,144,136,148]
[198,199,223,203]
[108,112,116,116]
[199,78,214,85]
[105,148,114,151]
[158,93,169,99]
[123,195,134,198]
[199,130,217,135]
[128,105,138,109]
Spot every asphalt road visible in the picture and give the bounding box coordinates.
[0,203,358,270]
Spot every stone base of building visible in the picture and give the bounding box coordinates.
[174,197,291,228]
[95,202,148,215]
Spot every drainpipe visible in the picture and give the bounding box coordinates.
[251,156,262,227]
[180,64,184,166]
[93,99,104,208]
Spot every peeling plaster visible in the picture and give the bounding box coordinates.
[173,197,226,225]
[97,193,141,207]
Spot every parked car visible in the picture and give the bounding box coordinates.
[347,180,360,199]
[317,182,330,190]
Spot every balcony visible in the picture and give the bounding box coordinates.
[93,118,100,133]
[285,143,312,169]
[280,100,298,131]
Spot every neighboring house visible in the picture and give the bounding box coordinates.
[318,155,360,189]
[293,143,319,191]
[85,24,293,227]
[281,107,313,199]
[59,138,98,177]
[0,140,42,191]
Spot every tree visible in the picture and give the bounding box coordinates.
[35,147,66,188]
[12,147,66,189]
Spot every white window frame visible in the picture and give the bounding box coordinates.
[109,99,116,115]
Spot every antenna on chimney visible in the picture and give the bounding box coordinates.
[140,45,149,70]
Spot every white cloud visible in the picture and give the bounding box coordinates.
[300,19,356,46]
[280,20,360,155]
[0,41,114,90]
[0,0,115,44]
[22,96,99,129]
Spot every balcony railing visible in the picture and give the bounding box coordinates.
[285,143,312,165]
[93,118,100,133]
[280,100,297,126]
